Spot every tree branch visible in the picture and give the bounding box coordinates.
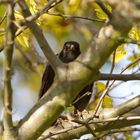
[99,73,140,81]
[0,0,11,4]
[18,0,62,71]
[3,0,17,139]
[92,128,140,140]
[102,0,140,22]
[20,0,63,25]
[43,96,140,140]
[41,117,140,140]
[16,0,63,36]
[47,12,104,22]
[15,43,39,72]
[96,0,112,19]
[17,24,130,140]
[16,1,134,140]
[100,95,140,119]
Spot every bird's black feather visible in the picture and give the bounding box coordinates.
[39,41,93,111]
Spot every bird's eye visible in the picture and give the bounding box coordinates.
[65,44,71,50]
[75,46,79,50]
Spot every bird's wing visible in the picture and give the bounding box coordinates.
[38,64,55,99]
[72,83,93,111]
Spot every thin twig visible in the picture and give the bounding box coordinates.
[41,116,140,140]
[93,51,140,119]
[0,11,7,25]
[16,0,63,36]
[99,73,140,81]
[72,120,96,137]
[47,12,104,22]
[91,128,140,140]
[92,81,115,119]
[90,116,140,124]
[15,44,39,72]
[128,39,140,46]
[15,25,27,37]
[18,0,62,70]
[106,50,116,87]
[21,0,63,24]
[39,125,82,140]
[121,57,140,73]
[96,0,113,20]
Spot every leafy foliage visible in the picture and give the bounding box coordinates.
[114,44,127,63]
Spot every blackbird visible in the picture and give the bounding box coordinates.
[39,41,93,111]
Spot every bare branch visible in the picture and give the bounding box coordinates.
[99,73,140,81]
[96,0,112,20]
[105,50,116,86]
[16,0,63,36]
[100,95,140,119]
[92,128,140,140]
[15,43,40,72]
[41,116,140,140]
[91,45,140,119]
[20,0,64,25]
[18,0,62,71]
[0,0,11,4]
[126,39,140,46]
[3,0,17,139]
[0,11,7,25]
[47,12,104,22]
[121,56,140,73]
[43,96,140,140]
[102,0,140,23]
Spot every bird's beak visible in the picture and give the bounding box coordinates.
[70,44,75,50]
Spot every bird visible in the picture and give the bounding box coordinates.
[39,41,93,112]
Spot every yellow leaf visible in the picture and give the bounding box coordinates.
[92,2,112,20]
[88,95,113,110]
[15,10,24,21]
[103,96,113,108]
[115,52,126,62]
[128,53,140,69]
[0,5,6,18]
[96,82,106,92]
[16,32,31,49]
[111,44,127,63]
[67,106,75,111]
[88,98,100,110]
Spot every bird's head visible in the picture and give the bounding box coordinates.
[59,41,81,63]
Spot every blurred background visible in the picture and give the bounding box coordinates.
[0,0,140,139]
